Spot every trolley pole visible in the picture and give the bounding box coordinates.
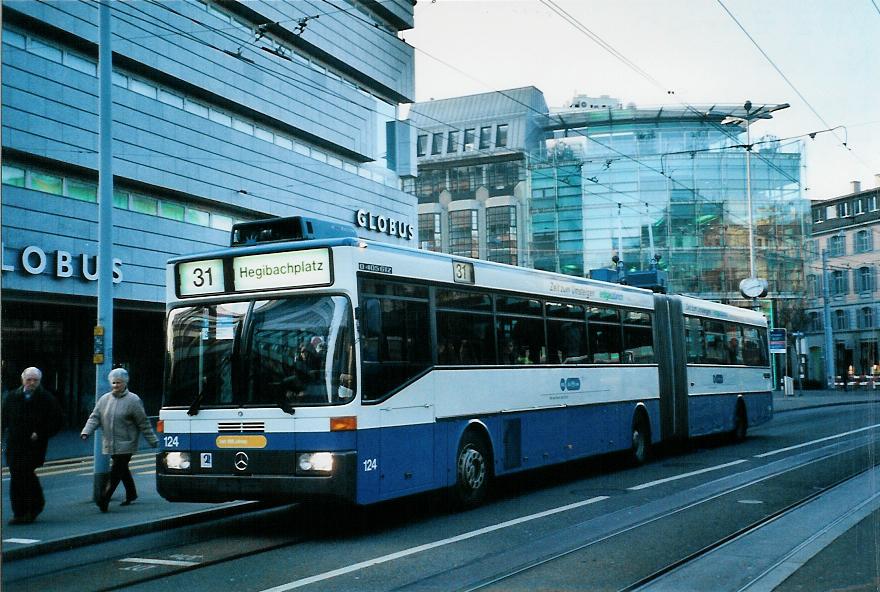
[93,0,114,502]
[821,249,836,389]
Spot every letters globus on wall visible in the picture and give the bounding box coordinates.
[1,243,123,283]
[355,209,414,240]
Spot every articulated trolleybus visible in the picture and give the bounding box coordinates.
[157,216,771,508]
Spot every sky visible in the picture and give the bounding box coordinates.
[404,0,880,201]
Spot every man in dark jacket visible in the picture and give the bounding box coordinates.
[2,367,64,524]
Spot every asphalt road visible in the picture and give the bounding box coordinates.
[5,402,880,591]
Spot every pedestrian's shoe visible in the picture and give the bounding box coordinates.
[9,513,35,525]
[97,497,109,513]
[120,495,137,506]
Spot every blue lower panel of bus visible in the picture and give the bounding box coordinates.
[354,400,661,505]
[158,400,664,505]
[688,391,773,437]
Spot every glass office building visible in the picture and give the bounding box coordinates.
[531,100,806,304]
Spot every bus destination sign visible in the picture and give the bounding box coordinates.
[232,249,331,292]
[177,259,225,297]
[176,248,332,297]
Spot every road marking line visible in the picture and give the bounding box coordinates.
[3,538,40,544]
[259,495,610,592]
[628,459,749,491]
[119,557,199,567]
[754,423,880,458]
[137,470,156,475]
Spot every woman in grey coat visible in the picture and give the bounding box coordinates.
[81,368,158,512]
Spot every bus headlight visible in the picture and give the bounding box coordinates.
[165,451,191,470]
[297,452,333,474]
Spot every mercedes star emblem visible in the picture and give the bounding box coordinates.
[234,451,249,471]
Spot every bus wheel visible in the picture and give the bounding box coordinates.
[452,433,491,509]
[731,404,748,443]
[630,416,651,465]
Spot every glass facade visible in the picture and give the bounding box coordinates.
[530,113,806,301]
[530,154,585,277]
[419,212,442,252]
[486,205,518,265]
[449,210,479,258]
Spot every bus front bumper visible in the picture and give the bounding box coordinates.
[156,450,357,504]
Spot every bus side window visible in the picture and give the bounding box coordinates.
[622,311,654,364]
[358,286,431,402]
[742,325,768,366]
[361,298,381,362]
[684,316,705,363]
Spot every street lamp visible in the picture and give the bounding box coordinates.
[722,101,790,300]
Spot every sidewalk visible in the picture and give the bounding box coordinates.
[773,387,880,412]
[1,442,265,561]
[2,387,877,562]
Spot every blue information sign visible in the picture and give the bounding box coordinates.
[769,328,787,354]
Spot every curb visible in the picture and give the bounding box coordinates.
[1,500,269,562]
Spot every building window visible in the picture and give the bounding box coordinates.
[854,199,865,215]
[431,132,443,155]
[131,194,158,215]
[417,135,427,157]
[855,229,873,253]
[832,269,848,296]
[211,214,234,231]
[807,274,818,299]
[496,124,509,148]
[809,312,822,332]
[486,206,517,265]
[463,128,476,151]
[448,210,479,258]
[837,202,852,218]
[418,213,442,252]
[66,180,97,203]
[186,207,211,226]
[2,162,245,229]
[861,307,875,329]
[447,131,459,153]
[159,201,185,221]
[857,267,875,293]
[2,165,25,187]
[30,172,63,195]
[812,206,825,223]
[479,126,492,149]
[869,195,878,211]
[834,309,848,331]
[829,235,846,257]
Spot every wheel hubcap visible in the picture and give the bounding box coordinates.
[459,447,485,490]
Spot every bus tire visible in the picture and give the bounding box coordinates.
[731,402,748,443]
[630,414,651,465]
[451,432,491,509]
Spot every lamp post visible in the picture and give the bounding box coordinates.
[722,101,790,301]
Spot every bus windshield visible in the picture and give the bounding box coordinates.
[165,295,356,410]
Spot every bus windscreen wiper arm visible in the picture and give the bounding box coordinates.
[187,389,204,416]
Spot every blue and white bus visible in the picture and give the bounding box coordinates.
[157,216,771,507]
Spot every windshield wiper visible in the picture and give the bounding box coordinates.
[187,387,205,416]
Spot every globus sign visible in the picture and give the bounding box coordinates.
[1,243,123,283]
[355,209,414,240]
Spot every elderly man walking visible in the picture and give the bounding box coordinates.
[2,367,64,524]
